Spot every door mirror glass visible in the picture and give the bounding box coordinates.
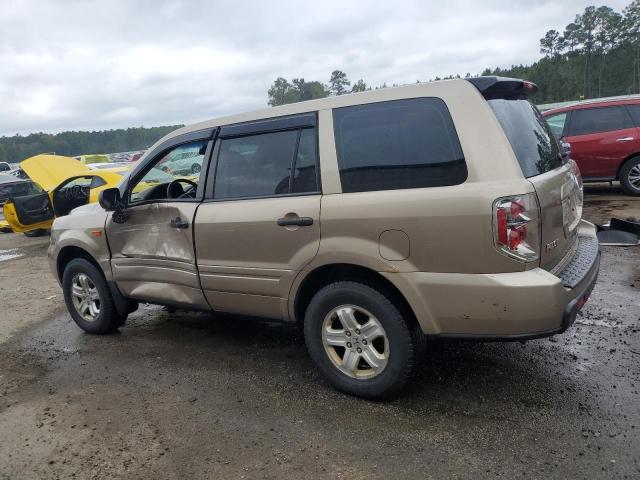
[99,188,121,211]
[560,141,571,160]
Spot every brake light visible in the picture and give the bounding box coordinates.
[493,193,540,261]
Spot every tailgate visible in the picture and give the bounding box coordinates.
[527,162,582,270]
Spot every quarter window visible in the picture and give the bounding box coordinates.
[214,127,318,199]
[332,98,466,193]
[626,104,640,126]
[90,176,107,189]
[569,106,634,136]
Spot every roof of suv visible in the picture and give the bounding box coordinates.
[147,76,536,159]
[543,94,640,116]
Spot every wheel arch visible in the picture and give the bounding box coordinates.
[56,245,101,283]
[615,152,640,180]
[291,263,420,333]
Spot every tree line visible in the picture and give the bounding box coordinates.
[0,125,181,164]
[268,1,640,106]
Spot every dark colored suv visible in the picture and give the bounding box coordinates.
[543,97,640,195]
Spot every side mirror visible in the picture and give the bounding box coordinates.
[99,188,121,211]
[560,140,571,160]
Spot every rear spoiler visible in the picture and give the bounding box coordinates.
[466,76,538,100]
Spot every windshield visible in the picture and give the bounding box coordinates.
[488,99,562,178]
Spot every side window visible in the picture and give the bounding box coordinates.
[61,177,92,190]
[545,113,567,138]
[292,128,318,193]
[569,106,634,136]
[626,104,640,126]
[332,98,467,193]
[214,127,318,199]
[129,141,207,203]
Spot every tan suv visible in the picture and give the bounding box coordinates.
[48,77,600,399]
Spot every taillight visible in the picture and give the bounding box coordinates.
[493,193,540,261]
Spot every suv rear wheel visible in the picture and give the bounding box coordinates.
[303,281,417,399]
[62,258,127,334]
[620,156,640,196]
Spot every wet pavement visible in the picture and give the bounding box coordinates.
[0,186,638,479]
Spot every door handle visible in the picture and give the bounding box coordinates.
[616,137,634,142]
[277,216,313,227]
[170,217,189,229]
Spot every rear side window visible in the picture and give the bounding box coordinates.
[569,106,633,136]
[214,127,318,199]
[332,98,466,193]
[488,99,561,178]
[626,104,640,126]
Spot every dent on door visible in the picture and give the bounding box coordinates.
[108,202,208,308]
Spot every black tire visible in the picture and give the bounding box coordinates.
[24,228,48,237]
[191,163,201,174]
[620,156,640,196]
[62,258,127,334]
[303,281,416,400]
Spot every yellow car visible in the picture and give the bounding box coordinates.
[2,154,126,235]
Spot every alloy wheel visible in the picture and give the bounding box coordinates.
[321,305,389,379]
[70,273,100,322]
[628,164,640,190]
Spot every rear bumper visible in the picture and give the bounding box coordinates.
[383,221,600,339]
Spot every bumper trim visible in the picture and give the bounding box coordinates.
[560,250,600,333]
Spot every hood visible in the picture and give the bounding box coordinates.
[20,154,88,191]
[69,202,104,216]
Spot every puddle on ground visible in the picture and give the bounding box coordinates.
[0,249,24,262]
[576,318,624,328]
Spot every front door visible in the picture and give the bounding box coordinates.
[106,136,212,309]
[195,116,321,319]
[565,105,637,179]
[2,191,54,233]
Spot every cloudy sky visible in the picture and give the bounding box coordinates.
[0,0,631,136]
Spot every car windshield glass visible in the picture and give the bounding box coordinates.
[488,99,562,177]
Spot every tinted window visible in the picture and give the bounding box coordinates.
[489,99,561,178]
[545,112,567,138]
[332,98,466,193]
[626,104,640,126]
[569,106,633,136]
[214,130,298,199]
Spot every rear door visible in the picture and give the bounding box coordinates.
[564,105,637,179]
[106,133,213,308]
[195,114,321,319]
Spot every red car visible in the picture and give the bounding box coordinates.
[543,97,640,195]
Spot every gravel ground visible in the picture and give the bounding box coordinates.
[0,185,638,479]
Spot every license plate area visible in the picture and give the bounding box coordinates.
[561,176,582,237]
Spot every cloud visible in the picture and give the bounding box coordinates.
[0,0,631,136]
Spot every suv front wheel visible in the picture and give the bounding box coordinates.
[62,258,127,334]
[303,281,417,399]
[620,156,640,196]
